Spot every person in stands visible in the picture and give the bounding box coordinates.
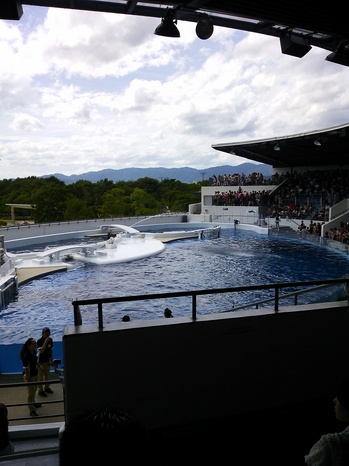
[19,338,40,417]
[0,403,14,457]
[305,376,349,465]
[37,327,54,397]
[275,214,280,231]
[164,308,173,318]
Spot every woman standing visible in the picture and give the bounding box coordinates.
[19,338,39,417]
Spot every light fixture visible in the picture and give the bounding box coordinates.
[326,41,349,66]
[314,138,322,146]
[280,32,312,58]
[274,143,281,151]
[196,14,214,40]
[154,8,180,38]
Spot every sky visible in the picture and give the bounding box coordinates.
[1,6,349,180]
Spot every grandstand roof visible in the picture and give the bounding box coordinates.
[2,1,348,62]
[212,122,349,169]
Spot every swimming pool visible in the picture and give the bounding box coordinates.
[1,228,348,346]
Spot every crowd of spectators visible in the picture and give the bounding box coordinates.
[325,221,349,244]
[297,220,349,244]
[210,169,349,222]
[297,220,323,236]
[209,172,269,186]
[212,187,270,207]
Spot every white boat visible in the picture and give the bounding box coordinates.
[141,225,221,242]
[5,248,74,285]
[89,224,221,243]
[2,224,166,283]
[70,231,165,265]
[0,223,217,294]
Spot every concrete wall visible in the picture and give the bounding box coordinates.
[200,186,272,224]
[63,301,349,430]
[1,215,185,248]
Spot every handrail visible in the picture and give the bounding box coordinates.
[222,282,342,312]
[0,446,59,462]
[72,277,349,328]
[0,364,64,424]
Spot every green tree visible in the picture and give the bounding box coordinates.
[100,188,133,217]
[0,174,200,222]
[130,187,159,215]
[32,178,68,222]
[64,196,91,220]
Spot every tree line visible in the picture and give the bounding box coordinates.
[0,176,206,224]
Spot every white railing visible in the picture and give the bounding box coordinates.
[0,257,15,279]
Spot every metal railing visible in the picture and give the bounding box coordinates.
[223,282,345,312]
[0,362,64,424]
[2,379,64,423]
[72,277,349,329]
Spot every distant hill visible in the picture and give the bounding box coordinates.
[44,163,272,184]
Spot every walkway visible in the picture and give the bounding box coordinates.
[0,370,338,465]
[0,373,63,463]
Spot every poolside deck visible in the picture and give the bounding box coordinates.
[0,373,64,426]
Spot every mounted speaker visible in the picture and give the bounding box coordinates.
[280,34,311,58]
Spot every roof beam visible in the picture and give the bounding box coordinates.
[0,0,23,20]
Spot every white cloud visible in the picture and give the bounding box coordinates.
[10,113,44,131]
[0,6,349,178]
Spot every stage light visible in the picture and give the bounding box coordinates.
[326,41,349,66]
[154,8,180,38]
[196,15,214,40]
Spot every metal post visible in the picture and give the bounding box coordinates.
[192,294,197,320]
[73,303,82,325]
[274,286,279,312]
[98,302,104,329]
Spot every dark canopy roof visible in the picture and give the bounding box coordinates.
[1,1,349,65]
[212,123,349,169]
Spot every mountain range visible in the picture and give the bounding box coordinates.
[45,163,272,184]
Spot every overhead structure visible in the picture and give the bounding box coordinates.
[5,203,36,225]
[1,0,349,65]
[211,122,349,170]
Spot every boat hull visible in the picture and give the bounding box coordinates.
[90,224,222,243]
[71,236,165,264]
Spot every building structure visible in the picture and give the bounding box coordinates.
[2,2,349,464]
[212,122,349,175]
[2,1,349,68]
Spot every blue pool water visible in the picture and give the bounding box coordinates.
[1,228,349,372]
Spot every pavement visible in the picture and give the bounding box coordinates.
[0,372,64,427]
[0,373,63,463]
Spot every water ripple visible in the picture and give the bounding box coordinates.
[1,229,349,344]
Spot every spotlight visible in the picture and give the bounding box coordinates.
[196,15,214,40]
[274,143,281,151]
[280,33,311,58]
[154,8,180,38]
[326,41,349,66]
